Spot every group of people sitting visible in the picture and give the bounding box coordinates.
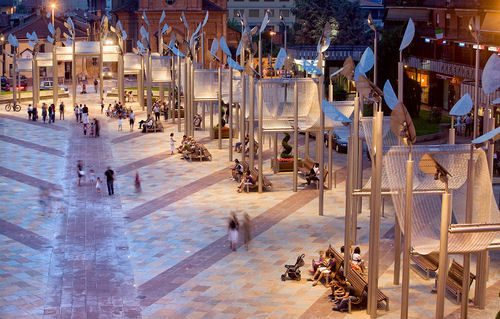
[105,101,132,119]
[231,159,256,192]
[176,135,210,160]
[234,134,258,154]
[308,246,366,312]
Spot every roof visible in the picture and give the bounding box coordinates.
[2,14,87,40]
[359,0,384,8]
[202,0,225,12]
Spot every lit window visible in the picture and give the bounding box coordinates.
[249,9,259,18]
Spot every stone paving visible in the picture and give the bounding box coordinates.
[0,93,498,319]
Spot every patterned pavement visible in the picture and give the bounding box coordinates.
[0,93,498,319]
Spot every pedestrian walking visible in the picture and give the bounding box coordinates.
[94,118,100,137]
[82,104,89,123]
[27,104,33,120]
[89,169,95,184]
[242,213,252,250]
[74,104,79,122]
[90,121,95,137]
[169,133,176,155]
[41,103,48,123]
[78,104,83,123]
[153,103,160,121]
[94,78,98,93]
[77,160,85,186]
[100,98,104,114]
[134,172,142,193]
[96,177,102,193]
[59,101,65,120]
[48,104,55,123]
[129,110,135,131]
[32,105,38,121]
[104,167,115,195]
[228,212,239,251]
[118,116,123,131]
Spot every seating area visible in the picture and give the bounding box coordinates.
[435,260,476,304]
[411,252,439,279]
[142,120,164,133]
[177,136,212,161]
[298,157,329,189]
[301,245,389,313]
[231,161,272,192]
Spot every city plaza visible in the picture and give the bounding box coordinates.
[0,5,499,319]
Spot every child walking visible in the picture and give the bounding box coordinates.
[118,116,123,131]
[169,133,176,155]
[96,177,102,193]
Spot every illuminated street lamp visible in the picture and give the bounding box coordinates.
[367,13,377,86]
[469,16,480,139]
[50,3,56,26]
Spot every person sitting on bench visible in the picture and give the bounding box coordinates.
[235,134,249,152]
[237,170,255,193]
[306,163,320,185]
[138,115,152,129]
[232,159,244,182]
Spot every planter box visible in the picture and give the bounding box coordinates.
[271,158,302,173]
[213,126,232,139]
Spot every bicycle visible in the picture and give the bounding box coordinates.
[5,102,21,112]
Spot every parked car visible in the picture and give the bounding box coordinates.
[40,80,54,90]
[102,67,115,79]
[325,126,350,153]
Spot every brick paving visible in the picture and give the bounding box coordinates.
[0,135,64,157]
[0,113,67,131]
[0,218,52,251]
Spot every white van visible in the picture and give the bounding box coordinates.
[40,80,53,90]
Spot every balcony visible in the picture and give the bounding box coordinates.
[384,0,494,9]
[405,56,482,80]
[289,45,367,61]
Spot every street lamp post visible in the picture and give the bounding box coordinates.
[279,15,287,52]
[367,14,377,86]
[269,31,276,68]
[0,34,4,92]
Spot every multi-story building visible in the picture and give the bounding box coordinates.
[384,0,500,113]
[227,0,295,33]
[112,0,228,65]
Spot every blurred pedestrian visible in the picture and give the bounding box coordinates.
[32,105,38,121]
[228,212,239,251]
[129,110,135,131]
[169,133,176,155]
[77,160,85,186]
[94,78,98,93]
[134,171,142,193]
[100,98,104,114]
[242,213,252,250]
[59,101,65,120]
[118,116,123,131]
[27,104,33,120]
[94,118,100,137]
[74,104,79,122]
[41,103,48,123]
[96,176,102,193]
[104,167,115,196]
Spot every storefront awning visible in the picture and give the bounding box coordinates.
[481,12,500,33]
[386,8,429,22]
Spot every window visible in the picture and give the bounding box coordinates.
[39,44,45,52]
[249,9,259,18]
[92,57,98,66]
[279,9,290,17]
[250,0,259,2]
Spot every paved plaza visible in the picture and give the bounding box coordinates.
[0,93,498,318]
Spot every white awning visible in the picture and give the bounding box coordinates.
[124,53,142,74]
[482,12,500,33]
[75,41,100,55]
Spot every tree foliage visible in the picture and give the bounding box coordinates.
[292,0,370,45]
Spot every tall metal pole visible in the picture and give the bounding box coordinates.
[258,32,262,78]
[99,39,104,103]
[71,41,76,107]
[368,108,383,317]
[398,52,403,103]
[172,56,176,123]
[472,18,480,139]
[183,58,188,136]
[177,56,181,131]
[248,74,255,169]
[52,37,58,107]
[257,79,263,193]
[319,54,325,216]
[373,30,378,87]
[293,79,298,192]
[218,67,222,149]
[229,67,234,161]
[138,55,144,111]
[436,189,452,319]
[328,81,333,189]
[118,39,124,106]
[462,144,475,319]
[401,153,414,319]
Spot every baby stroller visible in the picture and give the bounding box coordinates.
[281,254,305,281]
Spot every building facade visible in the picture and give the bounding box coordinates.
[385,0,500,113]
[227,0,295,31]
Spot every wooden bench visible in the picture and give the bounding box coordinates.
[436,260,476,304]
[298,157,328,189]
[213,126,231,139]
[328,245,388,312]
[231,161,249,182]
[244,167,272,192]
[143,120,164,133]
[184,144,212,161]
[411,252,439,279]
